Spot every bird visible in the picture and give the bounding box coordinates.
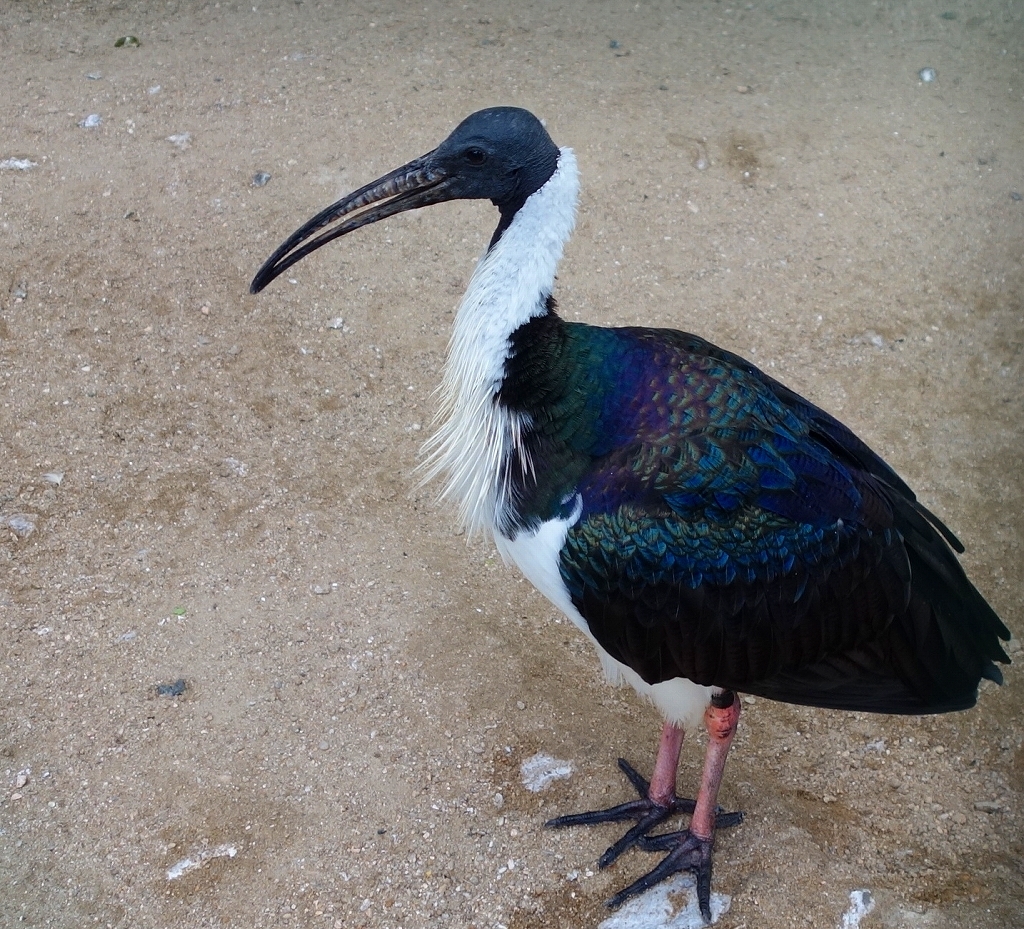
[250,107,1011,923]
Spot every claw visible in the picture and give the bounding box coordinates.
[546,755,743,895]
[613,828,732,923]
[545,758,692,867]
[605,829,716,918]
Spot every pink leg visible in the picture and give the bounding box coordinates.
[690,691,741,839]
[648,721,685,807]
[607,691,744,921]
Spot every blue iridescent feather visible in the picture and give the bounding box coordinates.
[499,312,1009,713]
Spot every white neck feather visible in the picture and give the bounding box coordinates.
[417,147,579,538]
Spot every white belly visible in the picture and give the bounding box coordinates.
[494,511,715,732]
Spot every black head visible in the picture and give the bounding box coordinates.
[432,107,560,216]
[250,106,560,293]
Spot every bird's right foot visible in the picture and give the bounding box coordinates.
[545,757,742,869]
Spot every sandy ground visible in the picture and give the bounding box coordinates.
[2,1,1023,927]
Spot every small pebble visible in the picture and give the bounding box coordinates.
[156,679,187,698]
[114,35,141,48]
[78,114,102,129]
[166,132,192,150]
[0,159,37,171]
[918,67,937,83]
[520,752,574,792]
[692,143,709,171]
[973,800,1003,813]
[1011,191,1022,201]
[3,514,37,538]
[15,773,29,789]
[86,72,103,80]
[252,171,272,187]
[166,844,236,881]
[43,471,64,485]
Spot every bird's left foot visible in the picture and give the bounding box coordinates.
[609,827,719,921]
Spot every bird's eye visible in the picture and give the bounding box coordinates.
[464,147,487,166]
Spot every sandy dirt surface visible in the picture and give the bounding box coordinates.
[2,2,1022,927]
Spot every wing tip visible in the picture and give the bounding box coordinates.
[982,661,1005,687]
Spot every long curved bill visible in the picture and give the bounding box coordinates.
[250,154,451,293]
